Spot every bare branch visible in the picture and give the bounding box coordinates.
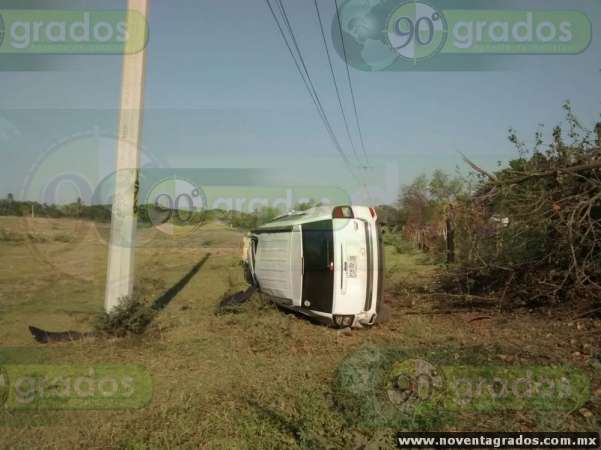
[459,151,497,181]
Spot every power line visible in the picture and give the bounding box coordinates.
[264,0,316,113]
[274,0,349,164]
[313,0,359,164]
[316,0,373,204]
[334,0,370,168]
[265,0,373,203]
[265,0,359,180]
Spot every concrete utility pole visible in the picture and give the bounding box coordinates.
[104,0,149,313]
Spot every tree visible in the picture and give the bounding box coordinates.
[374,205,403,228]
[397,171,465,261]
[429,170,464,204]
[294,199,321,211]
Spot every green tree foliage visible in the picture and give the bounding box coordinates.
[0,198,112,221]
[374,204,404,229]
[294,199,322,211]
[396,171,466,257]
[223,206,282,230]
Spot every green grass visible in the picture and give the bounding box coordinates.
[0,218,599,449]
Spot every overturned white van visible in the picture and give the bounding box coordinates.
[243,205,383,328]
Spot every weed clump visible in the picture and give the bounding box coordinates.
[0,228,25,242]
[94,294,156,337]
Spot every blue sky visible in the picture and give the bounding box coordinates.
[1,0,600,205]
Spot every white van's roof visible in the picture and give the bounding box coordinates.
[255,205,375,231]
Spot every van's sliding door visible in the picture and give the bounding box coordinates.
[301,220,334,313]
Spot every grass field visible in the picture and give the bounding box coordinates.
[0,217,600,449]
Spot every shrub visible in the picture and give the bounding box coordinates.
[94,295,156,337]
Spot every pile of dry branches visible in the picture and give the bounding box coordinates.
[442,108,601,313]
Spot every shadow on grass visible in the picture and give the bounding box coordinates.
[243,397,323,448]
[151,253,211,311]
[30,254,212,343]
[273,305,331,328]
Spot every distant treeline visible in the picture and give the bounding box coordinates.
[0,195,112,222]
[0,195,322,231]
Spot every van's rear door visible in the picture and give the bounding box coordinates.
[334,219,368,315]
[301,220,334,313]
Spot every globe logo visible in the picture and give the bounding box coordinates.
[145,177,207,236]
[0,367,8,408]
[386,358,445,412]
[335,0,398,71]
[386,1,448,62]
[334,0,448,71]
